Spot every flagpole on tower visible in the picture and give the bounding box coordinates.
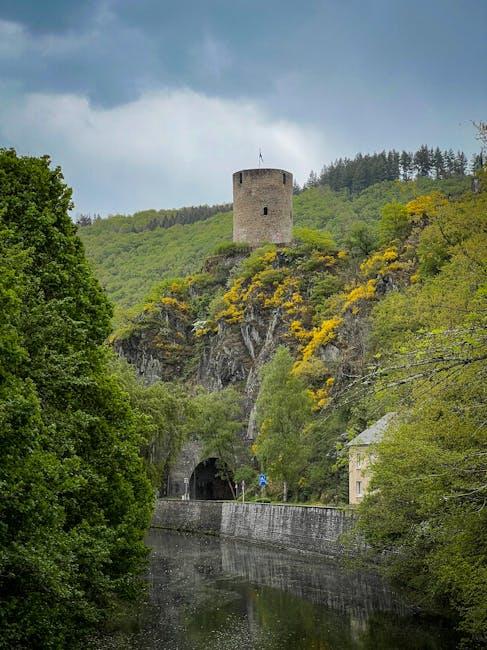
[259,149,264,168]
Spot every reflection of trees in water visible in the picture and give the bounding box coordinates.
[124,530,457,650]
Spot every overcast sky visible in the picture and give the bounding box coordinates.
[0,0,485,215]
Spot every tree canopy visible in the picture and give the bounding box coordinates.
[0,149,153,648]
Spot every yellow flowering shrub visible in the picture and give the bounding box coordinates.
[263,276,300,309]
[310,386,329,410]
[360,247,398,277]
[195,327,211,337]
[406,192,448,222]
[343,279,376,310]
[160,296,189,312]
[215,278,245,323]
[282,292,305,315]
[293,317,342,375]
[289,320,312,342]
[168,278,190,295]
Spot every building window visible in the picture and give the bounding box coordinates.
[356,481,362,497]
[356,455,362,469]
[283,173,286,184]
[261,206,268,216]
[239,172,243,184]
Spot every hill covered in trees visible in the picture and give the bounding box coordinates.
[79,172,471,319]
[304,144,482,194]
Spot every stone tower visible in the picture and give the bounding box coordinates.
[232,168,293,246]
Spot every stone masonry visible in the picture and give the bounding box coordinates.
[233,168,293,246]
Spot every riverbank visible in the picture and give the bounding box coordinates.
[151,499,355,557]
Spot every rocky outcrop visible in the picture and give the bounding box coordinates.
[114,240,415,443]
[114,303,195,383]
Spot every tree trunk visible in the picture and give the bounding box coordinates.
[283,481,288,503]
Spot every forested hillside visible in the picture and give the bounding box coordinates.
[79,174,470,317]
[108,165,486,637]
[304,145,481,193]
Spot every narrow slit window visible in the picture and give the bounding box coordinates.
[283,173,286,184]
[239,172,243,184]
[356,481,362,496]
[261,206,268,216]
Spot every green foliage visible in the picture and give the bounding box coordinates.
[190,387,247,488]
[254,347,313,498]
[292,226,336,252]
[0,149,153,648]
[311,146,470,194]
[378,202,411,244]
[356,186,487,637]
[309,273,344,304]
[77,202,232,232]
[212,241,252,256]
[344,220,378,257]
[111,357,191,489]
[80,210,233,319]
[235,244,277,280]
[301,409,350,503]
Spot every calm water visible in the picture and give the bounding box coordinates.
[102,529,458,649]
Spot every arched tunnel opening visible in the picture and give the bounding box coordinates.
[189,457,234,500]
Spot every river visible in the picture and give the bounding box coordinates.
[98,528,458,649]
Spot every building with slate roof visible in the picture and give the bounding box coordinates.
[347,412,396,505]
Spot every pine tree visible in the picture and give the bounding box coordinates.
[306,170,319,188]
[400,151,413,180]
[413,145,432,177]
[432,147,445,179]
[444,149,456,177]
[454,151,468,176]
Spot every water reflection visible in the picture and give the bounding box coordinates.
[115,529,458,649]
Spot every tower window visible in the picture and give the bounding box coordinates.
[356,481,362,496]
[283,173,286,184]
[261,206,268,216]
[239,172,243,184]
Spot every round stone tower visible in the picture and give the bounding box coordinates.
[232,168,293,246]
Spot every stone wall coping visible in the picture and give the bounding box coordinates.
[159,498,353,513]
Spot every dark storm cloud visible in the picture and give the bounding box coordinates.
[0,0,485,213]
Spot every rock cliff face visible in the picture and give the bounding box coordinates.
[114,305,194,384]
[113,239,415,443]
[198,305,287,437]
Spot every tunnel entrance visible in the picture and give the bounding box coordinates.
[189,457,234,500]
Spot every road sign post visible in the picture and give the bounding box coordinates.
[259,473,268,498]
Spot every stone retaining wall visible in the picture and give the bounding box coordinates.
[152,500,355,557]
